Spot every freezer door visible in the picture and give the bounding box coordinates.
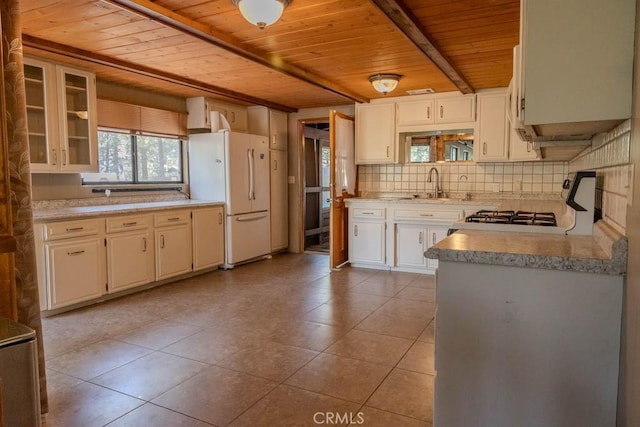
[251,134,270,212]
[226,132,253,215]
[226,211,271,265]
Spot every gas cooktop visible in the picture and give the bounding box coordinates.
[465,210,557,227]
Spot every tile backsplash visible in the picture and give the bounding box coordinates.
[358,161,569,196]
[569,119,632,234]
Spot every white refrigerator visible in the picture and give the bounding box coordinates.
[189,130,271,267]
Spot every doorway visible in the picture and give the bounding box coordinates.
[302,122,330,253]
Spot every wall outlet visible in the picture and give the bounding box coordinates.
[288,176,295,184]
[493,183,501,192]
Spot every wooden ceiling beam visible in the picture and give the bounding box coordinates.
[370,0,475,94]
[22,34,298,113]
[101,0,369,104]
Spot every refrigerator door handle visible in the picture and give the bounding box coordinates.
[247,149,253,201]
[250,149,256,200]
[236,212,268,222]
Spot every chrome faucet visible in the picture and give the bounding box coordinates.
[427,167,442,198]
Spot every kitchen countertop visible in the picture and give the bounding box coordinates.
[33,199,224,223]
[425,220,627,275]
[346,197,497,207]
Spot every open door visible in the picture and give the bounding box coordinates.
[329,110,356,269]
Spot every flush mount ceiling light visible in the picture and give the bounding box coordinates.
[232,0,291,29]
[368,73,402,95]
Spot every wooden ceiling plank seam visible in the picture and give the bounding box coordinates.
[22,34,299,113]
[100,0,370,103]
[370,0,475,94]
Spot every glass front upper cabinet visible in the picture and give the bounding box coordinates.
[23,57,97,173]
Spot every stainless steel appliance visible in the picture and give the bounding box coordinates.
[456,171,597,235]
[0,318,40,427]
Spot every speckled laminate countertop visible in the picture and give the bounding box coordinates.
[425,221,627,275]
[33,200,224,223]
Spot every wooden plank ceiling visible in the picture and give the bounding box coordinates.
[20,0,520,111]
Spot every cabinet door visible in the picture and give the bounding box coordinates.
[350,221,385,265]
[397,99,435,126]
[426,226,449,270]
[192,207,224,270]
[228,106,248,132]
[107,230,154,293]
[436,96,476,123]
[156,225,192,280]
[396,223,428,270]
[508,127,539,161]
[45,238,104,309]
[476,93,509,162]
[56,66,98,172]
[355,103,397,164]
[186,97,210,129]
[270,150,288,251]
[24,58,58,172]
[269,110,288,151]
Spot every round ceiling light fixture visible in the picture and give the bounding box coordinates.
[368,73,403,95]
[232,0,291,29]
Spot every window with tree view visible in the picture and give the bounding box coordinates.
[82,130,183,184]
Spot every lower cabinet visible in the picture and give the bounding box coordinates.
[106,214,154,293]
[192,207,224,271]
[348,206,386,267]
[154,210,193,281]
[36,205,224,312]
[45,236,105,310]
[395,223,450,272]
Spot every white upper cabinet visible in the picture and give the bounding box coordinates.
[248,106,288,151]
[396,94,476,127]
[187,97,248,132]
[476,91,509,162]
[355,102,398,164]
[518,0,635,136]
[24,57,98,173]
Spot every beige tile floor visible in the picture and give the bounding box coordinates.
[41,253,435,427]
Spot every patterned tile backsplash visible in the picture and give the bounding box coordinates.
[358,161,569,195]
[569,120,632,234]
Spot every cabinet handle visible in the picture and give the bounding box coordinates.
[167,217,180,221]
[527,142,531,152]
[440,105,444,118]
[274,159,278,171]
[231,111,236,123]
[419,231,423,245]
[66,227,84,232]
[67,250,85,256]
[52,148,57,166]
[123,222,137,227]
[271,134,277,147]
[432,232,436,245]
[160,234,165,248]
[361,212,374,215]
[419,213,433,217]
[218,212,223,225]
[204,102,210,126]
[142,237,147,252]
[386,146,390,158]
[426,106,431,119]
[354,225,358,237]
[62,149,67,166]
[483,142,487,155]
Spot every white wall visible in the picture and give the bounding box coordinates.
[287,105,355,253]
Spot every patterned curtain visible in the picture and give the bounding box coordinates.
[1,0,48,412]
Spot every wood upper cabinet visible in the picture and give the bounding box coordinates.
[519,0,634,131]
[187,97,247,132]
[396,94,476,127]
[355,102,398,164]
[24,57,98,173]
[476,92,509,162]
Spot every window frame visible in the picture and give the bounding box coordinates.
[82,127,185,186]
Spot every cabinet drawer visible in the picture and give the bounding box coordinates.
[154,210,191,227]
[352,207,385,219]
[106,214,152,233]
[394,209,462,221]
[44,218,103,241]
